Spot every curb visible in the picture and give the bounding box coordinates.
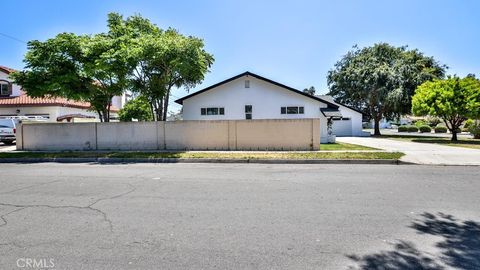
[0,157,407,165]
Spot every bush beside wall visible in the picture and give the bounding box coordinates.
[435,126,448,133]
[398,126,408,132]
[407,126,419,132]
[419,125,432,133]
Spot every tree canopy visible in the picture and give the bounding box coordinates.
[11,27,132,122]
[327,43,446,135]
[412,75,480,140]
[11,12,214,122]
[303,86,316,96]
[118,95,153,122]
[108,13,214,121]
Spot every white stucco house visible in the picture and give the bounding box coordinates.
[0,65,127,122]
[175,71,366,143]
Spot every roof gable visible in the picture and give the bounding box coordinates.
[175,72,339,109]
[316,95,364,115]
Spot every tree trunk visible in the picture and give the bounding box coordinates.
[162,92,170,121]
[374,117,381,136]
[106,103,111,123]
[97,110,104,122]
[150,103,155,122]
[103,109,109,122]
[157,99,163,121]
[451,130,458,141]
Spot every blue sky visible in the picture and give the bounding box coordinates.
[1,0,479,112]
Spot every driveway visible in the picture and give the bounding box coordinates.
[0,142,16,152]
[337,137,480,165]
[0,163,479,269]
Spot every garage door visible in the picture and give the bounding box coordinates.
[332,118,352,137]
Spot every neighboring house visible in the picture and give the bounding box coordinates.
[175,71,367,143]
[0,65,123,122]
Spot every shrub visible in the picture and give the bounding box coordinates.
[407,125,419,132]
[419,125,432,133]
[468,120,480,139]
[435,126,448,133]
[464,119,474,129]
[118,96,153,122]
[426,116,441,127]
[414,120,427,127]
[398,126,408,132]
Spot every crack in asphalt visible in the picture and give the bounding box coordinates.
[0,180,63,195]
[0,207,26,227]
[0,182,138,233]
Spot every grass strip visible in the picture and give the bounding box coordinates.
[379,135,480,150]
[319,142,377,151]
[0,151,404,160]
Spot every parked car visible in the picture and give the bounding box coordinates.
[0,119,16,145]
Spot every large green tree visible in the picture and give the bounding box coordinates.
[327,43,446,135]
[412,75,480,141]
[108,13,214,121]
[10,27,132,122]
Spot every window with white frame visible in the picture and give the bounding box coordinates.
[281,106,304,114]
[201,107,225,116]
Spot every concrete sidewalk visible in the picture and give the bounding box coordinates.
[0,144,16,152]
[337,137,480,165]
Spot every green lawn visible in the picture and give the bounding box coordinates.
[0,151,403,160]
[379,134,480,150]
[319,142,377,151]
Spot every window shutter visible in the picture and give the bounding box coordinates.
[8,83,13,95]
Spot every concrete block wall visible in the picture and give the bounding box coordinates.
[21,123,97,151]
[17,119,320,151]
[164,121,230,150]
[96,122,159,150]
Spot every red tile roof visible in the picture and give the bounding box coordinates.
[0,65,16,74]
[0,65,119,112]
[0,94,119,111]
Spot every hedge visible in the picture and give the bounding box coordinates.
[398,126,408,132]
[435,126,448,133]
[419,125,432,133]
[407,126,419,132]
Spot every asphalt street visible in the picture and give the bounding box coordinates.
[0,163,479,269]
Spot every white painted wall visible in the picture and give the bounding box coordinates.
[335,105,364,136]
[182,75,331,142]
[111,92,131,110]
[0,106,100,122]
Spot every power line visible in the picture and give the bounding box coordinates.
[0,32,27,44]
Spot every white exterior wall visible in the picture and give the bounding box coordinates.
[111,92,130,110]
[333,105,364,136]
[182,75,330,143]
[0,106,100,122]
